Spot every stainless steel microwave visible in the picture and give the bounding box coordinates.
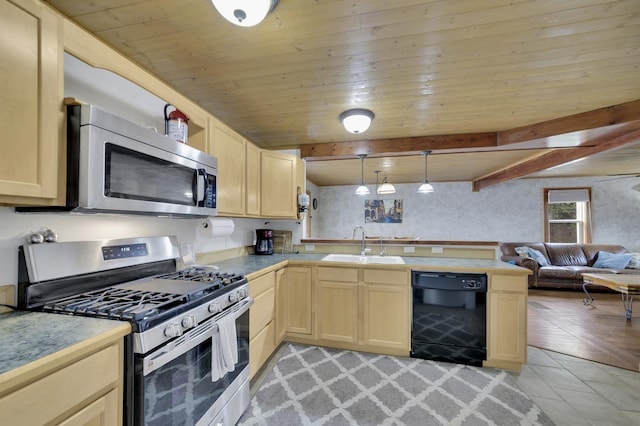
[26,104,217,217]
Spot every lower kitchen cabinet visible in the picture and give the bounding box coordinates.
[485,274,528,369]
[317,267,359,343]
[314,266,410,355]
[362,269,410,351]
[285,266,313,336]
[0,340,123,425]
[249,271,276,379]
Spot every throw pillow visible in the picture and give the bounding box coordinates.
[514,246,529,257]
[625,253,640,269]
[525,247,549,266]
[593,251,633,269]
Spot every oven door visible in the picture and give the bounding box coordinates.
[132,297,251,426]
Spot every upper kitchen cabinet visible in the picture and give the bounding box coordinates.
[261,151,298,218]
[211,119,246,216]
[245,141,262,217]
[0,0,63,206]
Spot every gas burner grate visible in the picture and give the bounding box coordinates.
[44,287,187,321]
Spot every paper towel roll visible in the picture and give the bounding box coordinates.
[198,217,235,238]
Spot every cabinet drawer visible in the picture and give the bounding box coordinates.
[490,275,527,292]
[249,321,276,379]
[250,286,275,339]
[318,267,358,282]
[250,271,275,297]
[363,269,408,285]
[0,343,120,425]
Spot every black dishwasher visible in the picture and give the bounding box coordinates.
[411,271,487,366]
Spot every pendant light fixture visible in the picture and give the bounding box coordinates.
[418,150,435,193]
[339,108,375,134]
[355,154,370,195]
[377,174,396,195]
[211,0,278,27]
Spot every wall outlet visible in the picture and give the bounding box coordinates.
[404,246,415,253]
[305,244,315,251]
[431,246,444,254]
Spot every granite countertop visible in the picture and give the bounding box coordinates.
[0,311,130,378]
[212,253,530,279]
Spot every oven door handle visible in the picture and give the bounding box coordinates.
[143,319,218,376]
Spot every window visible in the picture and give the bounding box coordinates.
[544,188,592,243]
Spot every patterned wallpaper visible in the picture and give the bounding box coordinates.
[311,176,640,251]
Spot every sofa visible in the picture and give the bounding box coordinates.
[500,242,640,290]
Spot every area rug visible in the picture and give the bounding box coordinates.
[239,343,553,426]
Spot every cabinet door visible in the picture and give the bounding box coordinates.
[245,141,261,216]
[274,268,287,343]
[0,0,62,204]
[362,284,410,350]
[261,151,297,217]
[486,275,527,366]
[285,266,312,335]
[213,123,245,215]
[318,281,359,343]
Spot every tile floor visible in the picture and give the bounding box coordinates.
[513,346,640,425]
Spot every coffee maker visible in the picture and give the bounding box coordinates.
[255,229,274,255]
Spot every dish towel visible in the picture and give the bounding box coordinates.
[211,313,238,382]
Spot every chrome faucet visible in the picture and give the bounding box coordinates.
[379,236,386,256]
[352,226,369,256]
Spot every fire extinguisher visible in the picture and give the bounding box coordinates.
[164,103,189,144]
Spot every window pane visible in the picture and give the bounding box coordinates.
[548,202,576,220]
[549,222,577,243]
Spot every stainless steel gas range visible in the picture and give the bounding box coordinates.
[18,236,252,426]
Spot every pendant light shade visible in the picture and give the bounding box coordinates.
[339,108,375,134]
[418,150,434,193]
[211,0,278,27]
[355,154,370,195]
[377,175,396,195]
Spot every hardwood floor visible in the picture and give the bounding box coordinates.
[528,289,640,372]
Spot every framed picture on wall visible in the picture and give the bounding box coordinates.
[364,199,403,223]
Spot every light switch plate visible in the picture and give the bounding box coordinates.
[305,244,315,251]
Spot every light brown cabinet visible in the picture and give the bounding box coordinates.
[284,266,313,336]
[315,266,410,355]
[0,0,63,206]
[261,151,297,218]
[274,268,287,343]
[248,271,276,379]
[213,122,246,216]
[485,274,528,369]
[245,141,262,216]
[0,340,124,425]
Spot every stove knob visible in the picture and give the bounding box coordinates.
[208,301,221,314]
[229,291,238,303]
[181,315,198,329]
[164,323,183,338]
[238,288,247,299]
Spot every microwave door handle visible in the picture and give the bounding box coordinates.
[195,168,207,206]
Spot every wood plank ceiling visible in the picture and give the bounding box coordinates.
[45,0,640,189]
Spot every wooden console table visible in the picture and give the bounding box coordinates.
[582,273,640,320]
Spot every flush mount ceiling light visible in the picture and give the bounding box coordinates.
[355,154,370,195]
[339,108,375,134]
[418,150,435,194]
[211,0,278,27]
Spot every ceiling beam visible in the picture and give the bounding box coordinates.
[498,99,640,146]
[472,128,640,192]
[300,133,497,160]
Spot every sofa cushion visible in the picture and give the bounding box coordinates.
[592,251,633,269]
[544,243,588,266]
[581,244,629,265]
[524,247,550,266]
[538,266,578,280]
[565,266,625,278]
[500,242,548,258]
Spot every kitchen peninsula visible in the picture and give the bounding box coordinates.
[198,252,530,375]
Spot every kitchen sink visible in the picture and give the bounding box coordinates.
[321,254,405,264]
